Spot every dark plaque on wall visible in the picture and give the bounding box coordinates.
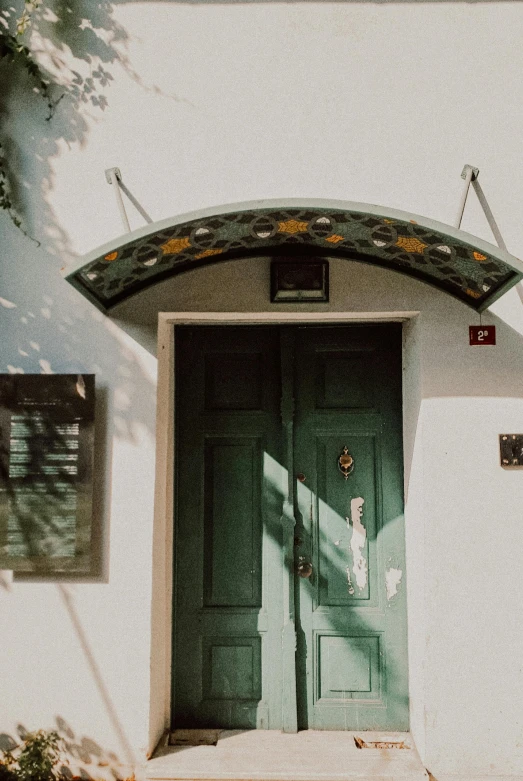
[0,374,95,574]
[271,259,329,302]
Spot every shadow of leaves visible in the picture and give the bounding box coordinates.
[0,0,129,249]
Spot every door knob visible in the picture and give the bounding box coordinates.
[296,557,313,578]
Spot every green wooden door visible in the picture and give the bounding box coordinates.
[174,326,285,729]
[292,325,409,730]
[173,324,408,732]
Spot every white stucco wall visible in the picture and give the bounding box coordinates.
[3,2,523,779]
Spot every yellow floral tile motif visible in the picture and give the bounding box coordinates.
[325,234,344,244]
[473,252,487,261]
[104,251,118,261]
[410,219,418,225]
[195,248,223,260]
[161,236,191,255]
[278,220,308,234]
[383,219,394,224]
[396,236,427,254]
[466,288,481,298]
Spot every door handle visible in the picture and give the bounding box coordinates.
[296,557,313,578]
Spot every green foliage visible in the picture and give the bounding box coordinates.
[0,1,56,234]
[0,140,22,229]
[15,1,42,36]
[17,731,62,781]
[0,0,121,241]
[0,732,63,781]
[0,752,18,781]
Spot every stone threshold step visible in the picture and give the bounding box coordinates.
[146,730,429,781]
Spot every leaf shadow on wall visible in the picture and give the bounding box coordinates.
[0,0,121,254]
[0,0,182,256]
[1,223,158,583]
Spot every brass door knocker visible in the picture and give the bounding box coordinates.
[338,446,354,479]
[296,556,313,578]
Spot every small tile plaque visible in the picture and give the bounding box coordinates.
[499,434,523,467]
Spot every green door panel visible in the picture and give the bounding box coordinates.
[293,325,408,730]
[173,326,284,729]
[203,438,262,607]
[173,324,408,732]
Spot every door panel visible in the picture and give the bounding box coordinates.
[317,633,381,700]
[202,636,262,700]
[173,326,283,729]
[314,351,377,411]
[315,433,378,607]
[204,351,264,411]
[294,326,408,730]
[173,324,408,732]
[203,438,262,607]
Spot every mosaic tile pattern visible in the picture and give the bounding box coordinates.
[68,207,521,311]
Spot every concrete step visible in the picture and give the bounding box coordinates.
[146,730,429,781]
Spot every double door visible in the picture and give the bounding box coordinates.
[173,324,408,731]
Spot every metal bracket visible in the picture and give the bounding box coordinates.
[455,164,508,252]
[105,166,122,185]
[105,167,153,234]
[455,164,479,230]
[461,164,480,182]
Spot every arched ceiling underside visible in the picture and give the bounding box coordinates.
[66,200,523,312]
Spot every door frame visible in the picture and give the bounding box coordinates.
[149,310,423,752]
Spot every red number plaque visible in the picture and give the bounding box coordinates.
[469,325,496,345]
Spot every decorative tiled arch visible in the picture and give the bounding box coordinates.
[66,200,523,311]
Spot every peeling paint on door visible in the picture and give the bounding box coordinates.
[385,567,402,600]
[348,497,367,590]
[345,566,355,595]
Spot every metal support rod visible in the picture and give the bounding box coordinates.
[471,178,508,252]
[454,164,509,251]
[105,167,131,233]
[117,180,153,225]
[455,164,479,229]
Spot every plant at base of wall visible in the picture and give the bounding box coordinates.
[0,731,137,781]
[0,731,62,781]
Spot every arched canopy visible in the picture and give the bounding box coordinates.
[66,199,523,312]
